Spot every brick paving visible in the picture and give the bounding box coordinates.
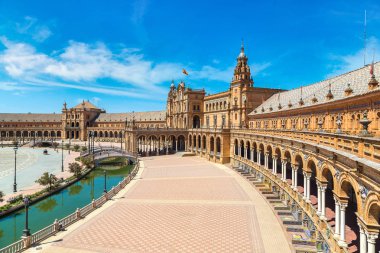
[30,156,291,253]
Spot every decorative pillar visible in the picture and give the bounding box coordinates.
[306,173,311,202]
[366,232,378,253]
[250,150,254,162]
[358,223,367,253]
[244,147,247,159]
[303,171,307,200]
[282,160,287,182]
[334,197,341,239]
[175,140,178,152]
[272,156,277,174]
[338,203,348,247]
[294,166,298,191]
[238,145,241,156]
[257,151,261,165]
[320,185,326,219]
[316,182,322,215]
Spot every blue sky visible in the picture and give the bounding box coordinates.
[0,0,379,113]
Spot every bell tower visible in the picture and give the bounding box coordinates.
[230,41,254,128]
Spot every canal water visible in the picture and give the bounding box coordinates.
[0,164,132,248]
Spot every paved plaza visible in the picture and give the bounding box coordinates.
[27,155,292,253]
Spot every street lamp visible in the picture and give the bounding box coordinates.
[61,140,64,172]
[23,197,31,236]
[103,170,107,193]
[68,138,71,154]
[13,145,18,193]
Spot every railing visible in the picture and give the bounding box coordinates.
[31,224,55,244]
[0,163,140,253]
[234,156,348,253]
[0,240,24,253]
[233,128,380,163]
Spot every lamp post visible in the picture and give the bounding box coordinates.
[13,145,18,192]
[68,138,71,154]
[23,197,31,236]
[61,140,64,172]
[103,170,107,193]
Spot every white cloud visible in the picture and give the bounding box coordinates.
[327,37,380,77]
[16,16,52,42]
[0,37,272,98]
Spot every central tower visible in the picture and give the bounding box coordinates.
[229,41,254,127]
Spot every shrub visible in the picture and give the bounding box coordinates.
[73,144,80,152]
[69,162,83,177]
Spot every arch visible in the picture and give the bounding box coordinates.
[240,140,244,157]
[193,115,200,128]
[216,137,221,154]
[234,139,238,155]
[363,192,380,226]
[210,136,215,153]
[246,140,251,160]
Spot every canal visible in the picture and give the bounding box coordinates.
[0,163,133,248]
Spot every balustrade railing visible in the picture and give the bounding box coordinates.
[0,163,139,253]
[233,156,348,253]
[0,240,24,253]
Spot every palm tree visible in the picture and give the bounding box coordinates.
[36,172,59,191]
[0,191,4,202]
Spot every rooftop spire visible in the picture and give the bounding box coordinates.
[238,39,246,58]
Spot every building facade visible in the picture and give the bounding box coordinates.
[1,44,379,253]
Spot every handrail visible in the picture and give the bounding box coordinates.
[0,162,140,253]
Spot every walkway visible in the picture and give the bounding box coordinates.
[27,156,292,253]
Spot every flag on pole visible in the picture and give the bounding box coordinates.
[182,69,189,75]
[370,61,374,76]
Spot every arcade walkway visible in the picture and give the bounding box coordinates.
[27,156,292,253]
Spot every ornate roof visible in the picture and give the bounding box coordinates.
[250,62,380,116]
[73,100,100,110]
[0,113,61,122]
[95,111,166,122]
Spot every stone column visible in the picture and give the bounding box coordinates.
[272,156,277,174]
[250,150,254,162]
[320,185,326,219]
[257,151,261,165]
[338,203,348,247]
[306,173,311,202]
[233,144,236,156]
[334,197,341,239]
[282,161,287,182]
[303,172,307,200]
[244,147,247,159]
[165,137,169,155]
[238,145,241,156]
[175,140,178,152]
[316,182,322,215]
[366,232,378,253]
[358,223,367,253]
[294,166,298,191]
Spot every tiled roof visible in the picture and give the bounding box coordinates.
[0,113,62,122]
[73,101,100,109]
[95,111,166,122]
[251,62,380,116]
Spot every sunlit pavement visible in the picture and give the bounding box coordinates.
[26,156,292,253]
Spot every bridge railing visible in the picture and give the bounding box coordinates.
[0,162,140,253]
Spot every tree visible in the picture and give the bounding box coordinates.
[73,144,80,152]
[65,143,70,150]
[69,162,83,177]
[80,156,94,169]
[81,146,87,152]
[52,142,59,150]
[0,191,4,202]
[35,172,59,191]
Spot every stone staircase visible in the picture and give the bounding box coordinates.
[235,168,318,253]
